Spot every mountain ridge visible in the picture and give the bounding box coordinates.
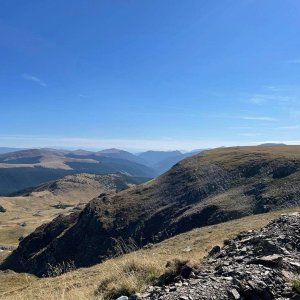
[0,148,156,195]
[0,148,202,195]
[2,145,300,276]
[0,172,145,247]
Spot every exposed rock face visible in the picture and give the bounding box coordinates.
[139,213,300,299]
[0,205,5,213]
[2,146,300,276]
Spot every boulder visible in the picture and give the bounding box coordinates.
[208,245,221,257]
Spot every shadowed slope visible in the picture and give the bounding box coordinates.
[0,173,147,247]
[2,146,300,276]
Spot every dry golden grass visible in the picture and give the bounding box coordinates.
[0,195,74,247]
[0,174,132,247]
[1,206,299,300]
[197,145,300,168]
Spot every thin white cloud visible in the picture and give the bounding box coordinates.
[289,110,300,119]
[229,126,253,130]
[263,86,283,92]
[279,125,300,130]
[22,74,47,87]
[249,94,292,105]
[238,133,260,137]
[242,116,277,122]
[284,59,300,64]
[78,93,88,98]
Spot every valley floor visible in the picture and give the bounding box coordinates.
[0,206,299,300]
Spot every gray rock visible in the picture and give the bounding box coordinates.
[251,254,283,267]
[228,288,240,299]
[208,245,221,257]
[140,213,300,300]
[117,296,128,300]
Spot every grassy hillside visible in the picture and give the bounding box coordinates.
[0,173,144,247]
[0,206,298,300]
[3,146,300,276]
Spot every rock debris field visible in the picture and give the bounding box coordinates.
[124,212,300,300]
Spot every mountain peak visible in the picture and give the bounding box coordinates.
[97,148,126,154]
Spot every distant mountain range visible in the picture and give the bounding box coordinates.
[0,148,203,195]
[137,149,202,173]
[94,148,203,173]
[4,145,300,276]
[0,147,25,154]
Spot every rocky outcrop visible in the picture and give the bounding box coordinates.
[0,205,6,213]
[2,146,300,276]
[138,213,300,299]
[0,212,80,274]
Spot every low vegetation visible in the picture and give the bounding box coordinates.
[5,146,300,276]
[0,206,299,299]
[292,278,300,294]
[0,173,142,247]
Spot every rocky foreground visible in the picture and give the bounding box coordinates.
[132,212,300,300]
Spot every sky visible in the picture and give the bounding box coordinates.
[1,0,300,151]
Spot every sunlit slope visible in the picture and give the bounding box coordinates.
[3,146,300,275]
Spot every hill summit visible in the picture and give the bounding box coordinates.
[2,146,300,276]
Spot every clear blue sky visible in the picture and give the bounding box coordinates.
[1,0,300,151]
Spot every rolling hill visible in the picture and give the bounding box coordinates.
[96,148,146,165]
[0,149,155,195]
[0,173,144,247]
[2,145,300,276]
[0,148,25,154]
[82,148,202,174]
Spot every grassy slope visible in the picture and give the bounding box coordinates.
[4,145,300,276]
[90,145,300,239]
[113,145,300,220]
[0,206,299,300]
[0,173,139,247]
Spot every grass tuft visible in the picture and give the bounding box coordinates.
[46,261,76,277]
[292,278,300,293]
[95,256,160,299]
[157,258,191,285]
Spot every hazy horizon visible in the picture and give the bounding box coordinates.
[0,140,298,153]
